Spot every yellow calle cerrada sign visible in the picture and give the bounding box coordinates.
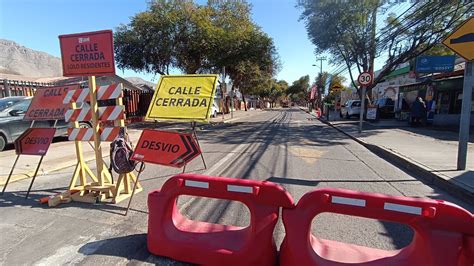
[442,17,474,61]
[146,75,218,122]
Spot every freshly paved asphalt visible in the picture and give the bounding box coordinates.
[1,107,473,265]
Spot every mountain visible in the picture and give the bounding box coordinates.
[125,77,156,90]
[0,39,62,77]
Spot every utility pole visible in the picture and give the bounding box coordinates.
[313,56,326,110]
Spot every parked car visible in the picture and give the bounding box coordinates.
[210,101,219,118]
[0,97,69,151]
[0,96,30,112]
[374,98,395,118]
[340,100,361,119]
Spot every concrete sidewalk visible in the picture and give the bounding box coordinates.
[317,111,473,202]
[0,109,264,187]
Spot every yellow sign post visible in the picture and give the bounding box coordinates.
[331,83,342,92]
[443,17,474,170]
[442,17,474,61]
[146,75,219,122]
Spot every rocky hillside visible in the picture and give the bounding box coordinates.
[125,77,156,89]
[0,39,62,77]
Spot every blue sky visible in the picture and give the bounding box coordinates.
[0,0,405,85]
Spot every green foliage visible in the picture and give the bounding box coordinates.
[287,75,310,95]
[264,79,289,101]
[299,0,472,91]
[114,0,280,98]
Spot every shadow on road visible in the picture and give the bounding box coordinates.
[78,233,194,265]
[267,176,418,187]
[0,187,129,216]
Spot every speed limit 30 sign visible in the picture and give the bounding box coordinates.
[358,72,373,86]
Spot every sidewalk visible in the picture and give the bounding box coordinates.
[313,108,474,202]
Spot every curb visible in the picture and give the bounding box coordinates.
[321,118,474,204]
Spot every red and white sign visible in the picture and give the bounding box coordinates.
[62,83,123,104]
[132,129,201,168]
[14,128,56,155]
[358,72,373,86]
[59,30,116,77]
[67,127,122,142]
[24,85,78,121]
[310,86,317,100]
[65,106,125,122]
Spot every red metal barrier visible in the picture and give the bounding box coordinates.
[147,174,294,266]
[280,188,474,266]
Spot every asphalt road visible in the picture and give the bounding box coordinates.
[1,107,473,265]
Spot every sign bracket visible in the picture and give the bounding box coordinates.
[68,94,98,191]
[182,122,207,173]
[25,155,45,199]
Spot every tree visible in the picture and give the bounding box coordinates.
[114,0,280,108]
[287,75,310,103]
[298,0,473,92]
[114,0,212,75]
[264,79,288,107]
[224,27,280,110]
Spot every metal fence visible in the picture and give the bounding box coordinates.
[123,89,154,118]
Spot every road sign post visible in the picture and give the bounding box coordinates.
[357,72,373,133]
[442,17,474,170]
[59,30,141,203]
[457,61,473,170]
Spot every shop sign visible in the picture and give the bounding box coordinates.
[366,107,377,120]
[415,56,455,73]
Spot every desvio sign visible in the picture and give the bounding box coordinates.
[415,55,455,73]
[131,129,201,168]
[24,85,79,121]
[59,30,115,77]
[14,128,56,156]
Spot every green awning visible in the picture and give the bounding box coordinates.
[382,66,411,80]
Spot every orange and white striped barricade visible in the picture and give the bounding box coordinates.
[65,106,125,122]
[62,83,123,104]
[148,173,295,266]
[67,127,123,142]
[280,188,474,266]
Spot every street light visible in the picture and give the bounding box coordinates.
[311,57,327,114]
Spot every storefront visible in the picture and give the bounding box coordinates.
[432,77,474,126]
[396,82,428,121]
[397,76,474,126]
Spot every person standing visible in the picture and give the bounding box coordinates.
[410,97,427,126]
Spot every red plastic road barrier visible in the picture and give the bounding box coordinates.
[280,188,474,266]
[147,174,294,266]
[315,108,321,118]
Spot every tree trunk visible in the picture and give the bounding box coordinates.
[242,94,248,111]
